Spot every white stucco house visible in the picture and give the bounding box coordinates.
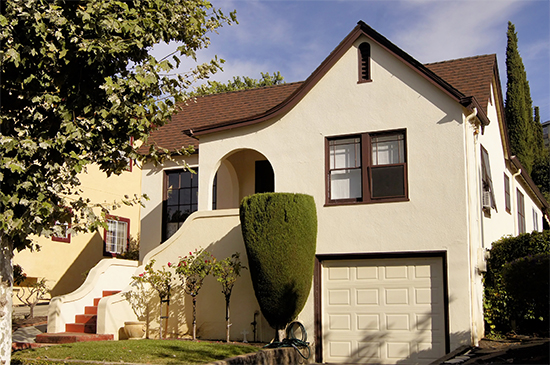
[47,21,548,364]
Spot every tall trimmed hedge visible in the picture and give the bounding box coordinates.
[484,230,549,336]
[240,193,317,334]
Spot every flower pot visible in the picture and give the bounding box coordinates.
[124,321,146,339]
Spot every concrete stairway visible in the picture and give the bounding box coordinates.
[36,290,120,344]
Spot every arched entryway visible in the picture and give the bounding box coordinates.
[212,149,274,210]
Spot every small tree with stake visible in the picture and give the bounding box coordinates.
[176,248,215,340]
[212,252,246,342]
[132,260,173,339]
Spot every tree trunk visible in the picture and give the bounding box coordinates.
[192,296,197,340]
[0,235,14,365]
[225,295,230,342]
[276,327,286,342]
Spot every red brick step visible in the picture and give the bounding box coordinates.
[36,290,121,344]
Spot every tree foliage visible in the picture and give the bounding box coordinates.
[240,193,317,339]
[212,252,246,342]
[0,0,235,252]
[504,22,544,176]
[188,71,284,96]
[483,231,550,336]
[0,0,235,361]
[176,248,215,340]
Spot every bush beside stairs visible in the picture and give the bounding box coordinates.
[36,290,120,344]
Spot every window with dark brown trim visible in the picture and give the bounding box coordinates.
[358,42,371,83]
[326,130,408,204]
[480,145,496,212]
[104,215,130,255]
[163,169,198,240]
[504,174,511,213]
[517,189,525,234]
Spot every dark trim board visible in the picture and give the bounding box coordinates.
[314,250,450,363]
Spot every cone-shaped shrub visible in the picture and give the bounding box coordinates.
[240,193,317,334]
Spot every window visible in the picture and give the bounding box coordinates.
[480,146,496,211]
[504,174,511,213]
[327,130,407,204]
[358,42,371,83]
[533,209,539,231]
[517,190,525,234]
[163,169,198,240]
[104,216,130,255]
[52,222,70,243]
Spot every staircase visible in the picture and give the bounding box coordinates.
[36,290,120,344]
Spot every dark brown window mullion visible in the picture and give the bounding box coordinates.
[361,133,371,202]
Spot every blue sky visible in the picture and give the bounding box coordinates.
[151,0,550,121]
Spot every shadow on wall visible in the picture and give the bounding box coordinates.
[50,231,106,297]
[322,329,470,364]
[140,201,163,258]
[145,224,269,342]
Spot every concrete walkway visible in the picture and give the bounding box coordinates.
[12,303,49,345]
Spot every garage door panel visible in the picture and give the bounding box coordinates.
[323,257,446,364]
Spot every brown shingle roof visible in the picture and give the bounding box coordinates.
[139,82,303,153]
[425,54,497,114]
[141,55,497,154]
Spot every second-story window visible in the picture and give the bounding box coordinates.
[327,130,408,205]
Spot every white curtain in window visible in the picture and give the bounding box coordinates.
[330,138,361,199]
[330,138,361,169]
[106,220,127,254]
[331,169,362,199]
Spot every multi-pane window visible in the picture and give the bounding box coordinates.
[328,138,362,200]
[104,216,130,255]
[164,169,198,240]
[327,130,407,204]
[517,190,525,234]
[504,174,511,213]
[480,146,496,211]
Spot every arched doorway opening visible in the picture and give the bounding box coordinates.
[212,149,274,210]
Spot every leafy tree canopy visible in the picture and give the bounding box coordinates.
[0,2,235,360]
[187,71,284,96]
[0,0,236,252]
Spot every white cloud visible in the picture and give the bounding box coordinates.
[390,0,524,62]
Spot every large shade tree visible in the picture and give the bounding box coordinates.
[0,1,236,362]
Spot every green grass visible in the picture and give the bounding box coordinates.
[12,339,260,364]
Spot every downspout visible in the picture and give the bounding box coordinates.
[511,169,522,235]
[464,108,481,346]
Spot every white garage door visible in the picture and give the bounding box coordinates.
[322,257,446,364]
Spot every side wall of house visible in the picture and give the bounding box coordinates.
[13,164,142,300]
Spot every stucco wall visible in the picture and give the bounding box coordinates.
[13,164,141,300]
[195,36,474,350]
[140,155,198,256]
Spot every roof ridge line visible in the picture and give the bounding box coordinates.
[424,54,496,66]
[186,81,305,99]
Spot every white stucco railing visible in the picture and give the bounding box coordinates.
[98,209,245,340]
[47,258,139,334]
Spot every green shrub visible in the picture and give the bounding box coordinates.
[240,193,317,336]
[484,230,549,336]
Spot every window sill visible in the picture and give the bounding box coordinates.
[357,79,372,84]
[324,197,409,207]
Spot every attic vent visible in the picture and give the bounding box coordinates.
[358,42,371,82]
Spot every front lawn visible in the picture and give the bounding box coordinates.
[12,339,260,364]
